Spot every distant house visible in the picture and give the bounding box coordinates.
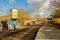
[0,15,10,21]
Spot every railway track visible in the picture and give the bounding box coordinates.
[0,26,41,40]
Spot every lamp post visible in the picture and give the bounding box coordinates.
[10,9,18,30]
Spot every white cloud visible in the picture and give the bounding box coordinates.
[0,11,4,16]
[27,0,43,4]
[27,0,46,13]
[27,0,52,17]
[0,11,3,13]
[9,0,15,4]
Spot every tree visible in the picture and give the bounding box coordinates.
[50,0,60,18]
[34,14,41,22]
[17,9,31,24]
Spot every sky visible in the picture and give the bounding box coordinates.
[27,0,60,17]
[0,0,28,16]
[0,0,58,17]
[27,0,52,17]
